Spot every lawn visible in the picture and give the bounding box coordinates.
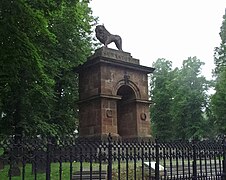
[0,161,147,180]
[0,158,220,179]
[0,161,104,180]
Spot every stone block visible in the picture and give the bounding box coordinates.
[103,118,113,126]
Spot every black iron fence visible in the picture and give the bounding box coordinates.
[0,135,226,180]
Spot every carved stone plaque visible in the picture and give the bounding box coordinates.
[91,47,140,64]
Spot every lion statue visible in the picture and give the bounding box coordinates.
[95,25,122,51]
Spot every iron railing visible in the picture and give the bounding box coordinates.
[0,135,225,180]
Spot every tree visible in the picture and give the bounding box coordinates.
[0,0,96,137]
[150,57,209,140]
[170,57,209,140]
[211,10,226,135]
[45,0,96,135]
[211,69,226,134]
[150,58,175,140]
[214,11,226,74]
[0,0,56,136]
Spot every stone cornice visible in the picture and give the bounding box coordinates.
[75,48,155,74]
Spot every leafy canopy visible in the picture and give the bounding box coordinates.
[150,57,210,140]
[0,0,96,137]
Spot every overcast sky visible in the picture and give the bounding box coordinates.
[90,0,225,79]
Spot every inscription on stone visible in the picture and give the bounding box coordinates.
[92,47,140,64]
[102,51,132,63]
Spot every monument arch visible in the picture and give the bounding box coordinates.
[75,47,155,139]
[112,79,141,99]
[116,85,137,137]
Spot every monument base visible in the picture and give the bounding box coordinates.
[121,135,154,142]
[79,133,153,142]
[78,133,120,142]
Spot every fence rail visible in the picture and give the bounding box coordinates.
[0,135,226,180]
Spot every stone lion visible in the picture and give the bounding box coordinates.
[95,25,122,51]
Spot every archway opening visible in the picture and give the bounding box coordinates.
[117,85,136,137]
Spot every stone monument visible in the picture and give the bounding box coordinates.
[75,26,155,140]
[75,48,154,140]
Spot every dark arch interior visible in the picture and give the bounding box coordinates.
[117,85,135,101]
[117,85,136,137]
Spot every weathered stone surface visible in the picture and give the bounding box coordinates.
[76,47,155,139]
[90,47,139,64]
[95,25,122,51]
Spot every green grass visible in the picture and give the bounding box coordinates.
[0,158,220,179]
[112,162,148,180]
[0,162,106,180]
[0,161,147,180]
[1,163,70,180]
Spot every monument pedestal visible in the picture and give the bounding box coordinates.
[75,47,154,140]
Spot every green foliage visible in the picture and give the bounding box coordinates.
[0,0,56,136]
[0,0,96,137]
[214,13,226,74]
[45,0,96,135]
[211,68,226,134]
[211,11,226,135]
[170,57,209,140]
[150,58,175,140]
[150,57,210,140]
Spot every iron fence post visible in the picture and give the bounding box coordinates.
[8,134,21,178]
[107,134,113,180]
[192,140,197,180]
[222,137,226,180]
[155,138,160,180]
[46,137,51,180]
